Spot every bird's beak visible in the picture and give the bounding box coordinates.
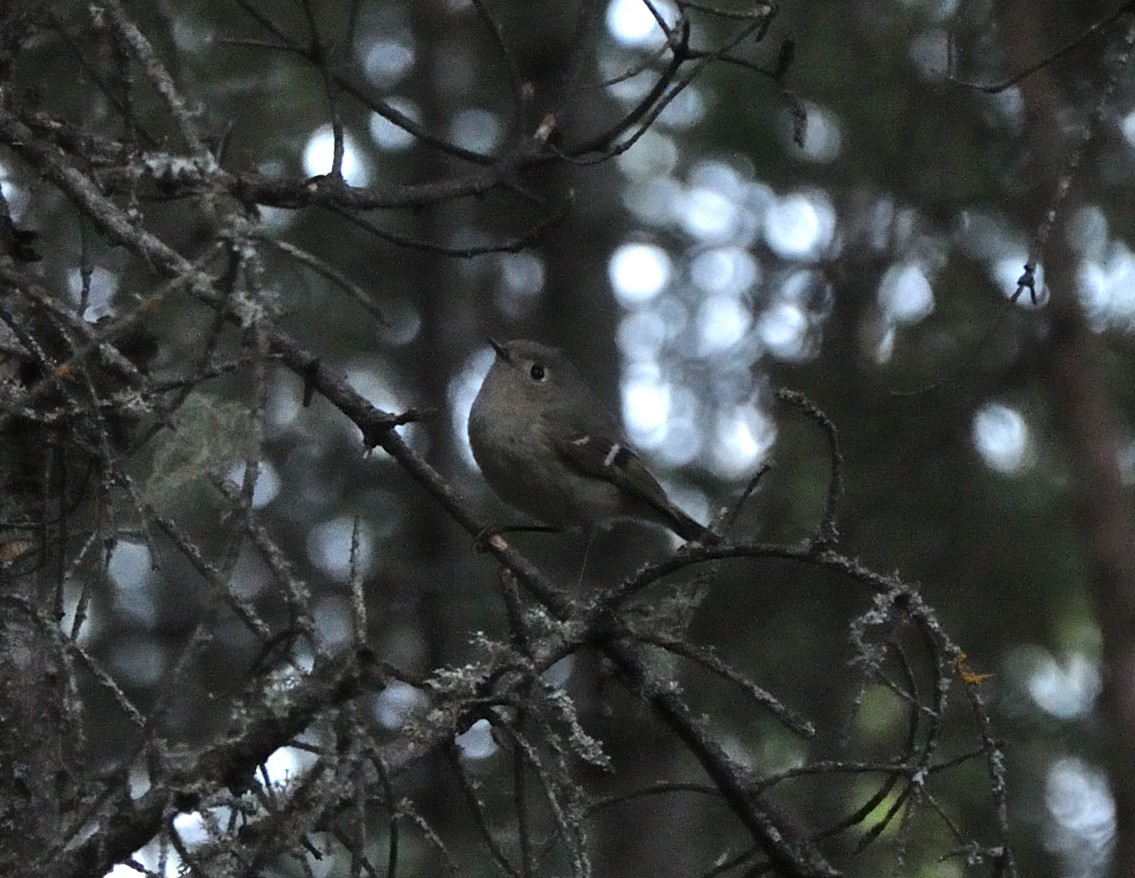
[487,337,510,362]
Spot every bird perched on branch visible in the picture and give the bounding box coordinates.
[468,338,716,543]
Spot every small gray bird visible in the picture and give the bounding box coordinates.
[468,338,714,542]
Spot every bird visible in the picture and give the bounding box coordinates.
[468,338,715,543]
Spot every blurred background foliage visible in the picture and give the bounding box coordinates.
[4,0,1134,876]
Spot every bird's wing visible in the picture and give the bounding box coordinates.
[550,428,674,512]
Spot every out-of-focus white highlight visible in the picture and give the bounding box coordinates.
[225,462,280,508]
[679,186,746,243]
[1027,650,1101,719]
[373,681,429,729]
[606,0,677,47]
[713,407,774,478]
[787,102,843,163]
[618,310,669,358]
[494,251,545,319]
[873,324,896,365]
[268,377,303,430]
[313,596,353,650]
[0,160,27,219]
[453,348,495,467]
[758,302,808,359]
[765,192,834,259]
[658,84,706,129]
[972,403,1030,473]
[610,243,672,304]
[1044,757,1115,875]
[456,718,498,760]
[665,160,765,247]
[1078,242,1135,331]
[624,176,683,224]
[690,246,759,296]
[450,108,503,153]
[346,364,404,415]
[992,257,1046,307]
[1121,108,1135,147]
[303,125,369,186]
[68,266,119,319]
[909,28,949,78]
[109,847,182,878]
[363,38,415,89]
[369,98,420,151]
[264,744,320,785]
[617,129,679,180]
[306,517,375,577]
[623,374,671,440]
[172,810,214,847]
[110,542,152,591]
[697,295,751,353]
[878,264,934,323]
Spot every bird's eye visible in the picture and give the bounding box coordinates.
[529,363,546,381]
